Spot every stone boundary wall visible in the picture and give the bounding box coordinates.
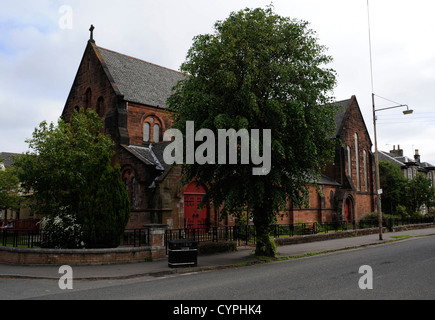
[0,224,167,265]
[274,223,434,246]
[0,245,165,265]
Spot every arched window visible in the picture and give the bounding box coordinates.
[153,124,160,142]
[143,123,150,142]
[347,146,352,177]
[143,116,162,143]
[355,133,360,191]
[330,190,334,208]
[85,88,92,110]
[97,97,104,118]
[363,150,368,191]
[122,166,136,207]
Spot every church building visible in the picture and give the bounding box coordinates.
[61,29,376,230]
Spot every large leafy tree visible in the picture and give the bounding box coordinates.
[168,7,338,256]
[14,108,130,248]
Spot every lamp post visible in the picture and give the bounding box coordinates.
[372,93,413,240]
[367,0,414,240]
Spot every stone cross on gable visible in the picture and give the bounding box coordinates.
[89,25,95,43]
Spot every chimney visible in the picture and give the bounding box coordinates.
[415,149,421,163]
[390,144,404,157]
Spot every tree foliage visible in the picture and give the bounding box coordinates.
[0,166,21,213]
[78,163,130,248]
[379,161,407,215]
[14,108,130,248]
[379,160,435,216]
[405,173,435,215]
[168,7,338,256]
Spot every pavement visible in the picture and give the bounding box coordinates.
[1,227,435,281]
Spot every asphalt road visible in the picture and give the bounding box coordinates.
[2,235,435,301]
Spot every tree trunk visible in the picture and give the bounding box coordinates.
[253,207,276,257]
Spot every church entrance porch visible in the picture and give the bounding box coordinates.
[183,183,208,230]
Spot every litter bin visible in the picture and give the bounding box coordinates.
[168,239,198,268]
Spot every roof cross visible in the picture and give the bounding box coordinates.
[89,25,95,43]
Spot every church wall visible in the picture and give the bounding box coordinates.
[62,43,119,124]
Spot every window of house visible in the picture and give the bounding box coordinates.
[143,116,162,143]
[347,146,352,177]
[408,168,413,179]
[355,133,360,191]
[428,172,433,187]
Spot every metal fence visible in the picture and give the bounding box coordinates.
[1,228,150,249]
[165,216,435,249]
[2,216,433,249]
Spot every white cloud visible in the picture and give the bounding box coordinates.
[1,0,435,162]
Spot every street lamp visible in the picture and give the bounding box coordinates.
[367,0,414,240]
[372,93,413,240]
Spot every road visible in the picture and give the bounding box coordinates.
[2,235,435,301]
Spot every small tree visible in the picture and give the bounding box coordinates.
[78,164,130,248]
[379,161,407,215]
[14,108,130,248]
[0,166,22,214]
[405,173,435,215]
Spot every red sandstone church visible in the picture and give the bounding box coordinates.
[61,30,377,230]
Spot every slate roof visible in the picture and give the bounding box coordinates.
[0,152,20,169]
[97,46,185,108]
[378,151,407,167]
[379,150,435,172]
[121,144,166,171]
[332,99,350,135]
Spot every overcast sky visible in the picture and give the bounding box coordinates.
[2,0,435,163]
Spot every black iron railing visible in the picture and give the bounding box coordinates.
[0,228,150,249]
[2,216,433,249]
[165,216,435,250]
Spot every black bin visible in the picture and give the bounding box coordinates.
[168,239,198,268]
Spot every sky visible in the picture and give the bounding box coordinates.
[1,0,435,163]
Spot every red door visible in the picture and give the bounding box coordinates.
[184,183,208,230]
[345,198,352,223]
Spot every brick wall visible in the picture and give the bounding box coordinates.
[0,225,167,265]
[0,246,164,265]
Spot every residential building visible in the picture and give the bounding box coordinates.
[379,146,435,185]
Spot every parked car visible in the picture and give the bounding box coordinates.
[0,221,14,230]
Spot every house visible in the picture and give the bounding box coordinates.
[61,29,377,230]
[379,146,435,185]
[379,146,435,215]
